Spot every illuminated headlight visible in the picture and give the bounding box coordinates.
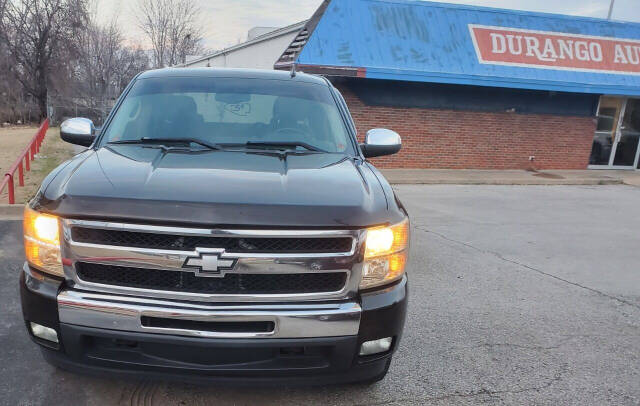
[23,206,63,277]
[360,218,409,289]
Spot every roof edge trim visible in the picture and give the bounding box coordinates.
[274,0,332,70]
[177,20,307,68]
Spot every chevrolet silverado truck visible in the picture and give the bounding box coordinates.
[20,68,409,385]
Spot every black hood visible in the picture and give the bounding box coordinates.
[35,146,403,228]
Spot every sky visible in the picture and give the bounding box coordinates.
[97,0,640,52]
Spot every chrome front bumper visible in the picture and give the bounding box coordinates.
[58,289,361,339]
[23,265,407,383]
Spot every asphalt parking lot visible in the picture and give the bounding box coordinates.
[1,185,639,405]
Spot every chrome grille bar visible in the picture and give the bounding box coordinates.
[61,219,365,302]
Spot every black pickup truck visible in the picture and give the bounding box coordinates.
[20,68,409,385]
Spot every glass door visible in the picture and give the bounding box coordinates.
[589,97,623,166]
[589,97,640,169]
[612,98,640,168]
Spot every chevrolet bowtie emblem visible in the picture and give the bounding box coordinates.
[183,249,237,277]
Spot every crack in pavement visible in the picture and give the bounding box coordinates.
[353,363,568,405]
[427,334,598,358]
[413,224,640,311]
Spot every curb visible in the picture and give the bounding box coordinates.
[0,204,24,219]
[0,177,629,220]
[388,179,624,185]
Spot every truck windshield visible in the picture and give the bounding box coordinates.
[100,76,354,154]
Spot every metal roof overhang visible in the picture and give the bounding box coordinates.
[280,0,640,96]
[363,67,640,96]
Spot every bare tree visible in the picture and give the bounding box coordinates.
[136,0,204,68]
[56,6,149,124]
[74,22,149,103]
[0,42,34,123]
[0,0,87,119]
[0,0,149,123]
[73,20,125,105]
[112,44,149,90]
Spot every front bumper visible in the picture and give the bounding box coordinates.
[57,289,362,339]
[20,264,408,384]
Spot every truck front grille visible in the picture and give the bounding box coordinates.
[71,227,353,254]
[64,220,362,301]
[76,263,348,295]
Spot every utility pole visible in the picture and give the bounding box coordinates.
[607,0,615,20]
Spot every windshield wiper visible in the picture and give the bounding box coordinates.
[244,141,326,153]
[108,137,221,151]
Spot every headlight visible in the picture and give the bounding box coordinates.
[24,206,63,277]
[360,218,409,289]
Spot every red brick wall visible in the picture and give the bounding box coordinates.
[336,84,596,169]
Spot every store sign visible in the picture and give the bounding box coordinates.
[469,24,640,75]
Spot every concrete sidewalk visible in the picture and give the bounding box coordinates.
[0,204,23,220]
[382,169,640,186]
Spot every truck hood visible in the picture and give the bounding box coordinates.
[37,145,400,228]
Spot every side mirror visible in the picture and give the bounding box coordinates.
[60,117,96,147]
[360,128,401,158]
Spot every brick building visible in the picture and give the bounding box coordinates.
[274,0,640,170]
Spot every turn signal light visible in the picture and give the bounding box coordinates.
[24,206,63,277]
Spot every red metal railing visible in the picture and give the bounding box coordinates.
[0,119,50,204]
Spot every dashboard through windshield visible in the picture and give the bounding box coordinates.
[99,76,354,154]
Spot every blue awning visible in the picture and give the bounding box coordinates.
[284,0,640,95]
